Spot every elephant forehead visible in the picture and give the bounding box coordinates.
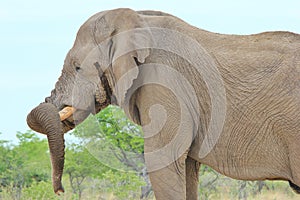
[70,11,116,61]
[74,11,109,46]
[78,10,108,34]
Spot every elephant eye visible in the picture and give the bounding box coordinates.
[72,61,81,72]
[75,66,81,72]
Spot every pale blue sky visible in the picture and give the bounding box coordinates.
[1,0,300,143]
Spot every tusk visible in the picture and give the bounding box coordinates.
[59,106,76,121]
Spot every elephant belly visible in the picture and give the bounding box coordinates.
[188,114,295,182]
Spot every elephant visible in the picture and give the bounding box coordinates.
[27,8,300,200]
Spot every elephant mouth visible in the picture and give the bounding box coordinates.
[58,106,93,131]
[58,97,108,132]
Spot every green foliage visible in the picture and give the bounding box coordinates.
[14,131,51,176]
[0,131,50,199]
[72,106,145,173]
[21,181,58,200]
[101,169,145,200]
[64,142,109,198]
[96,105,143,154]
[71,105,146,198]
[73,105,143,154]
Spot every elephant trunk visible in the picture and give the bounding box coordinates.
[26,103,65,195]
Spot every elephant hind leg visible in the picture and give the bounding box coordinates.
[289,181,300,194]
[287,135,300,194]
[186,156,200,200]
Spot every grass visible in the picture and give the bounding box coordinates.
[1,178,299,200]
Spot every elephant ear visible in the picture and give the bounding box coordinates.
[94,9,151,104]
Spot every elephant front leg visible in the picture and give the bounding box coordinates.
[146,152,188,200]
[186,156,200,200]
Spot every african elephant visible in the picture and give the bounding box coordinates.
[27,8,300,200]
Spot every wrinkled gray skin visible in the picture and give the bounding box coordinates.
[27,8,300,199]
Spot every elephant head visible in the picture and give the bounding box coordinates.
[26,8,150,194]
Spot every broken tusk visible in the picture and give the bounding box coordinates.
[59,106,76,121]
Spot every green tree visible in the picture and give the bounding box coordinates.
[0,131,50,199]
[0,132,13,191]
[72,105,151,199]
[64,143,108,199]
[21,181,58,200]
